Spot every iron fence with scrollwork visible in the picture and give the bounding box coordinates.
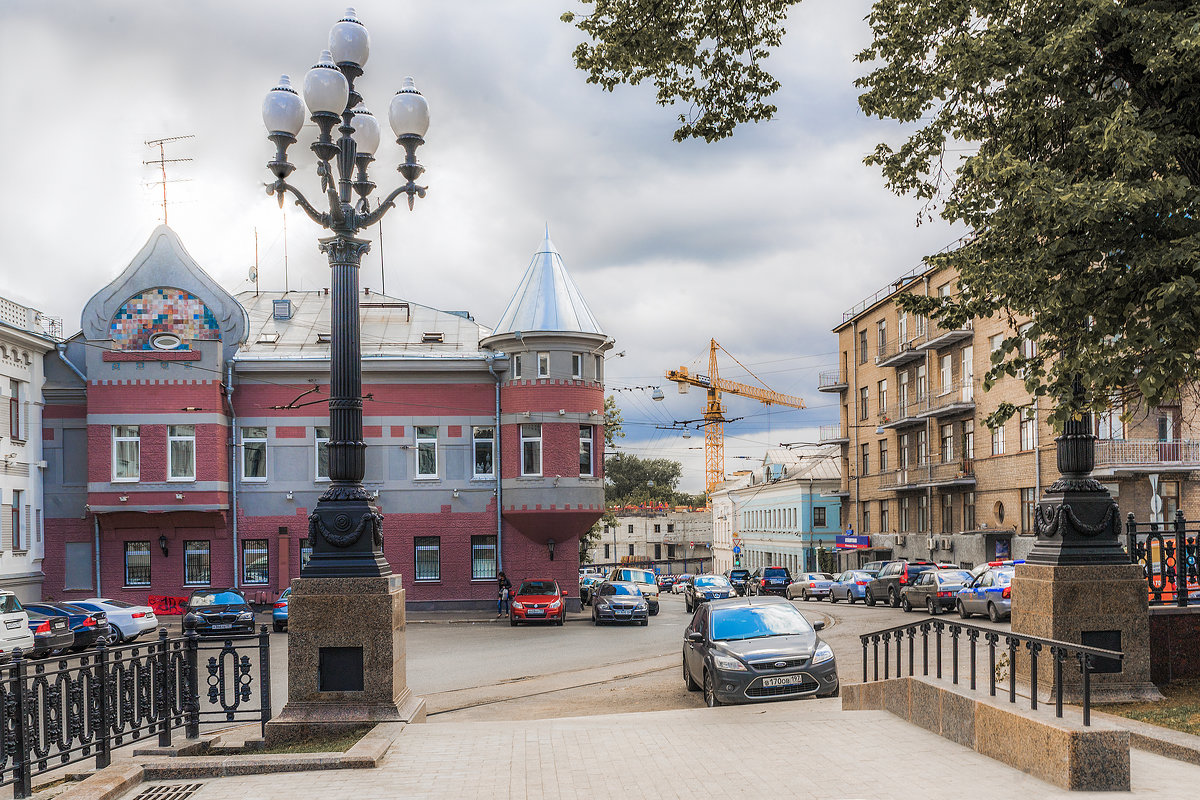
[1126,510,1200,607]
[0,624,271,798]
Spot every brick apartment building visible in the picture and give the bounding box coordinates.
[40,225,610,610]
[820,263,1200,569]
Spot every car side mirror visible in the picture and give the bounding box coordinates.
[562,590,569,597]
[813,621,826,632]
[686,631,704,643]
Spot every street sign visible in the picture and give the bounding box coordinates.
[733,546,741,554]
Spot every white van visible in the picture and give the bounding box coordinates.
[0,591,35,660]
[605,567,660,615]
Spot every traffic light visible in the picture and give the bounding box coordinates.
[734,557,741,567]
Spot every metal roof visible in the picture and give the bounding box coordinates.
[491,232,604,336]
[233,290,491,360]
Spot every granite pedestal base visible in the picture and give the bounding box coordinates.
[265,575,426,745]
[1011,563,1163,703]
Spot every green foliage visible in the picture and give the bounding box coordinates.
[580,508,618,563]
[603,394,624,448]
[562,0,795,141]
[857,1,1200,428]
[605,452,683,503]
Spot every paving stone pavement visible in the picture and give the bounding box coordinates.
[146,700,1200,800]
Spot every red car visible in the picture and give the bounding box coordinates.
[509,578,567,626]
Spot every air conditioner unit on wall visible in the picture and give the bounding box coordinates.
[927,536,936,552]
[940,537,953,550]
[896,534,906,546]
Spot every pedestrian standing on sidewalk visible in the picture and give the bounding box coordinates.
[497,570,512,617]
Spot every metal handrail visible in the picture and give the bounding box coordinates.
[859,618,1122,726]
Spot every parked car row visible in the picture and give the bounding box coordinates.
[770,559,1022,622]
[0,591,160,660]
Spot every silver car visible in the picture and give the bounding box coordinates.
[591,581,649,626]
[786,573,835,601]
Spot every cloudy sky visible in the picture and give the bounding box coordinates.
[1,0,963,493]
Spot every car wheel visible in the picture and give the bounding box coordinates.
[273,621,285,633]
[109,625,125,644]
[556,615,565,627]
[865,590,876,607]
[847,592,855,605]
[829,592,839,604]
[901,595,912,612]
[685,597,692,613]
[958,601,970,619]
[650,605,659,617]
[510,615,518,627]
[888,588,900,608]
[926,597,937,616]
[803,591,811,602]
[683,655,700,691]
[640,618,648,627]
[703,670,722,707]
[988,602,1001,623]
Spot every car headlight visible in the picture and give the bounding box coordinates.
[237,612,254,621]
[511,601,524,610]
[549,600,561,609]
[712,654,747,671]
[812,643,835,665]
[636,601,647,610]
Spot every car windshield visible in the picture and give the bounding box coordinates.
[0,595,22,614]
[625,571,654,583]
[190,591,246,608]
[763,568,789,578]
[610,584,641,596]
[695,576,730,588]
[518,581,558,595]
[939,571,973,584]
[729,571,749,579]
[711,604,813,641]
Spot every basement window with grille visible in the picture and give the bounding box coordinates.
[422,332,445,343]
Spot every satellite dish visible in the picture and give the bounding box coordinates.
[248,267,258,281]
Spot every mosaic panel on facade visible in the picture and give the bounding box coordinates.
[109,288,220,350]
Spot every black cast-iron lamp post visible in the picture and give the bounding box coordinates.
[261,8,429,578]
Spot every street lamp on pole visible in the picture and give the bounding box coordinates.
[262,8,430,578]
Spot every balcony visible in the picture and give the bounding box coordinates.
[877,460,976,491]
[818,423,849,445]
[916,320,974,351]
[878,397,927,430]
[1094,439,1200,477]
[915,379,976,419]
[818,369,848,393]
[875,338,924,368]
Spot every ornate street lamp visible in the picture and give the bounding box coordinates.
[262,8,430,578]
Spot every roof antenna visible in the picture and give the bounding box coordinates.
[144,135,195,226]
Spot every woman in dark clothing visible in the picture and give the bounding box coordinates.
[497,571,512,617]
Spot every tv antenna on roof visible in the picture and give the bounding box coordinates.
[144,135,195,226]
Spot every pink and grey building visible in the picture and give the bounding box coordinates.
[42,225,610,610]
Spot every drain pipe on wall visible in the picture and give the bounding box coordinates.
[226,362,240,589]
[93,516,102,596]
[56,343,87,384]
[487,355,504,571]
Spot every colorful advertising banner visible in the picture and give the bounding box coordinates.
[835,535,871,550]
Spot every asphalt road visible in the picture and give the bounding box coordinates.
[242,590,1013,721]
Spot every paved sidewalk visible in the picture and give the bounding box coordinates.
[137,700,1200,800]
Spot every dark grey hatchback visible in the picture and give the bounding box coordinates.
[682,595,839,707]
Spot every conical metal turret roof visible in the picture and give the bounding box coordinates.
[491,231,605,336]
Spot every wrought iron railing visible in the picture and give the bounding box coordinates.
[817,369,847,389]
[0,624,271,798]
[1127,511,1199,607]
[818,423,848,442]
[859,619,1123,726]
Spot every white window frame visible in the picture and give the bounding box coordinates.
[472,425,495,478]
[579,425,594,477]
[241,426,268,481]
[571,353,583,379]
[940,354,953,395]
[415,426,439,479]
[877,379,888,414]
[112,425,140,482]
[521,423,542,476]
[940,423,954,463]
[991,424,1005,456]
[167,424,196,482]
[124,541,151,586]
[11,489,21,552]
[513,354,523,379]
[315,426,331,481]
[471,535,497,580]
[595,354,602,382]
[184,540,212,586]
[537,352,550,378]
[1020,407,1037,451]
[415,536,440,581]
[8,379,23,441]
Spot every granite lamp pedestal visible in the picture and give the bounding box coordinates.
[265,575,426,744]
[1010,409,1163,703]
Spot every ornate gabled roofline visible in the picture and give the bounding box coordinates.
[80,225,248,361]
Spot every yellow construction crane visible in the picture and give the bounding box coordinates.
[666,339,807,496]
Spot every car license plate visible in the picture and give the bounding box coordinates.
[616,609,631,615]
[212,623,232,629]
[527,610,544,616]
[4,621,18,630]
[761,674,804,688]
